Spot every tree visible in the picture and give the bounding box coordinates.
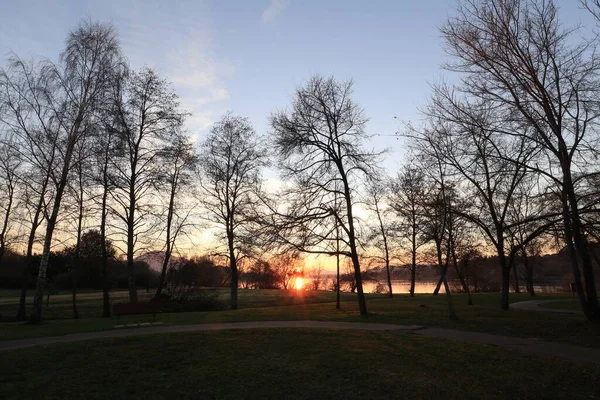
[269,75,382,316]
[414,87,545,310]
[198,112,267,310]
[94,82,122,317]
[308,264,324,291]
[270,253,302,290]
[27,21,121,323]
[0,57,59,320]
[441,0,600,320]
[155,132,197,298]
[0,138,21,266]
[65,140,94,319]
[109,67,185,303]
[420,177,459,320]
[365,178,394,297]
[390,165,426,297]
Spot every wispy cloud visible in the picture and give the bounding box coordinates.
[261,0,288,24]
[164,31,233,135]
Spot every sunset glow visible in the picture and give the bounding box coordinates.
[295,277,304,290]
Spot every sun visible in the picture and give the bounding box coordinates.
[295,277,304,290]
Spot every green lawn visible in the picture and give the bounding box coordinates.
[1,329,599,399]
[1,289,598,348]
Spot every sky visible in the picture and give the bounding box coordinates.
[0,0,456,173]
[0,0,593,172]
[0,0,596,266]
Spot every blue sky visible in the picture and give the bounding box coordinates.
[0,0,594,172]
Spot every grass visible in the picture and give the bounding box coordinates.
[1,329,599,399]
[1,289,599,348]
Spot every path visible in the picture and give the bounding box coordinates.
[1,320,600,365]
[511,299,582,314]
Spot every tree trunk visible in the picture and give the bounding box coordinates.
[522,251,535,297]
[465,261,473,305]
[513,263,520,293]
[71,274,79,319]
[336,234,340,310]
[374,200,393,298]
[156,181,176,299]
[443,275,458,320]
[500,266,510,310]
[341,171,367,316]
[17,176,49,320]
[30,133,78,323]
[72,178,84,320]
[433,273,443,295]
[227,228,238,310]
[100,188,110,317]
[562,165,600,322]
[410,228,416,297]
[0,183,14,267]
[433,239,444,295]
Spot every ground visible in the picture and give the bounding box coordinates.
[1,289,599,399]
[2,329,600,399]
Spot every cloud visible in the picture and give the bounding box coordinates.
[261,0,288,24]
[164,33,233,134]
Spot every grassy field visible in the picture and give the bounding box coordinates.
[1,329,599,399]
[1,289,598,348]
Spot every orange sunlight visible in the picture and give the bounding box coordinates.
[295,277,304,290]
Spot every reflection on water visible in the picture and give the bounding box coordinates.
[357,280,567,294]
[361,280,444,294]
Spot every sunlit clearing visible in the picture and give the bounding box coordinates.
[295,277,304,290]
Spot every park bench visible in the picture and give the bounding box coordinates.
[113,301,160,324]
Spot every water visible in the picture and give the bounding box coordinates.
[358,280,566,294]
[361,280,443,294]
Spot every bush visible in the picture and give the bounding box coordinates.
[159,288,225,313]
[372,282,388,295]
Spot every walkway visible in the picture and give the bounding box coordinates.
[511,299,582,314]
[1,320,600,365]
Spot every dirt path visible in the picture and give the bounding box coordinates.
[511,299,581,314]
[1,320,600,365]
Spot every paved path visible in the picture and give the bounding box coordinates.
[511,299,582,314]
[1,320,600,365]
[0,321,422,353]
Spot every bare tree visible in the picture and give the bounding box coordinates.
[271,253,302,290]
[308,264,324,291]
[0,138,21,265]
[23,21,121,323]
[155,132,197,299]
[390,165,427,297]
[441,0,600,321]
[65,141,94,319]
[269,76,383,316]
[0,58,59,320]
[198,112,267,310]
[109,67,185,303]
[414,87,546,310]
[420,176,459,320]
[365,178,394,297]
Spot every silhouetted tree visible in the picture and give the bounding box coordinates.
[155,132,197,298]
[0,138,21,266]
[26,21,122,323]
[269,75,382,316]
[365,178,394,297]
[440,0,600,318]
[198,112,267,309]
[110,67,185,303]
[390,165,426,297]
